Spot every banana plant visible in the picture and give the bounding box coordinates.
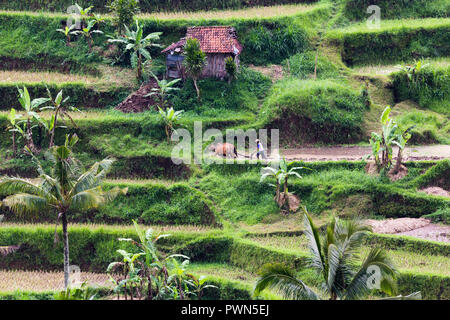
[260,158,310,212]
[91,13,105,26]
[392,124,416,174]
[54,281,98,300]
[364,106,400,171]
[107,220,192,300]
[75,3,94,20]
[185,275,218,300]
[40,88,80,148]
[398,59,429,83]
[108,20,162,80]
[158,107,184,143]
[5,108,24,158]
[73,19,103,51]
[17,86,50,154]
[145,72,181,106]
[56,24,78,46]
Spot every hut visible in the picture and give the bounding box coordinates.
[161,26,243,79]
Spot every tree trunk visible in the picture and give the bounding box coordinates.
[166,125,171,144]
[275,181,281,207]
[12,131,16,158]
[137,53,142,80]
[283,176,289,211]
[193,78,200,99]
[88,36,92,52]
[394,148,403,174]
[62,212,70,289]
[49,111,59,148]
[26,119,36,154]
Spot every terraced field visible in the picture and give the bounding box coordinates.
[0,0,448,301]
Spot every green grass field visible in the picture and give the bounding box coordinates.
[0,0,448,301]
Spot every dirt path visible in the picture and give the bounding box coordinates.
[366,218,450,243]
[280,145,450,162]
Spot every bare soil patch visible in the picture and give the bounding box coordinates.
[387,164,408,181]
[248,64,284,82]
[116,78,159,113]
[365,217,450,242]
[282,145,450,162]
[420,187,449,197]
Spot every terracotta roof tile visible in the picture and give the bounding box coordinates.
[162,26,242,54]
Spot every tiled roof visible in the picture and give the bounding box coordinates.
[162,26,242,54]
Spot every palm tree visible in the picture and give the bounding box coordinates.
[0,135,127,289]
[108,20,162,80]
[17,86,50,154]
[158,107,184,143]
[260,158,308,212]
[254,208,402,300]
[183,38,206,99]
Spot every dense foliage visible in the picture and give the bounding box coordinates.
[392,63,449,114]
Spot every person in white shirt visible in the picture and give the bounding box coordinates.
[255,139,267,160]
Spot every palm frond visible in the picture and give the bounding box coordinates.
[0,177,47,198]
[254,263,319,300]
[302,208,325,275]
[344,247,398,300]
[70,187,105,211]
[2,193,49,215]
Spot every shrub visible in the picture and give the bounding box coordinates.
[392,64,450,114]
[259,79,367,144]
[409,159,450,190]
[107,0,140,34]
[423,208,450,224]
[396,111,449,145]
[171,67,271,114]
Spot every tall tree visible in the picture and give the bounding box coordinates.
[183,38,206,99]
[0,135,127,288]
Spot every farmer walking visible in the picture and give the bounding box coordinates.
[255,139,267,160]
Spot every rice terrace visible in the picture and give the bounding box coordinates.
[0,0,449,307]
